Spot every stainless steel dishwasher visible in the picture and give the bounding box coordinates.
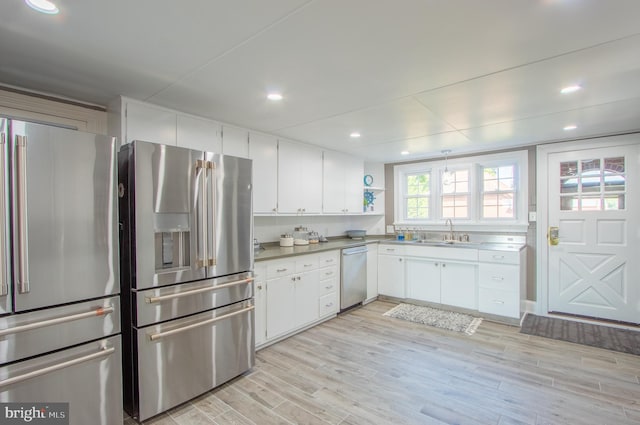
[341,245,368,310]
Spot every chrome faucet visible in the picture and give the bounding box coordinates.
[445,218,454,241]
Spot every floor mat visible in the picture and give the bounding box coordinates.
[383,303,482,335]
[520,314,640,356]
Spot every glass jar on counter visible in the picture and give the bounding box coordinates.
[293,226,309,245]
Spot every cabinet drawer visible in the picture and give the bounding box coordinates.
[318,250,340,268]
[478,287,519,318]
[266,260,295,279]
[379,244,405,256]
[296,256,319,273]
[319,265,338,281]
[479,250,520,264]
[318,276,338,297]
[478,264,519,291]
[319,292,338,317]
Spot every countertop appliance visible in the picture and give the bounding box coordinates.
[0,118,122,424]
[341,245,368,310]
[119,140,254,422]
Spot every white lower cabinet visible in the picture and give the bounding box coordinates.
[477,250,526,318]
[378,244,405,298]
[318,251,339,317]
[406,258,440,303]
[259,250,340,347]
[406,258,477,309]
[253,264,267,347]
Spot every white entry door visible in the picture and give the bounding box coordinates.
[548,144,639,323]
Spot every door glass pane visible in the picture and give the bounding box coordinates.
[580,195,602,211]
[561,195,579,211]
[560,161,578,177]
[604,194,625,211]
[560,178,578,193]
[581,174,601,192]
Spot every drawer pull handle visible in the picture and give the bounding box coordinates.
[0,346,115,388]
[325,259,334,263]
[0,305,114,337]
[146,278,253,303]
[325,271,333,276]
[325,302,333,307]
[149,305,254,341]
[304,264,314,268]
[492,255,505,260]
[276,268,288,272]
[492,300,505,304]
[492,276,504,281]
[325,285,333,289]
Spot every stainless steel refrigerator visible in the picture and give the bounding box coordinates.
[0,118,122,424]
[119,140,254,422]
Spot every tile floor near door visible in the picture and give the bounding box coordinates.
[125,300,640,425]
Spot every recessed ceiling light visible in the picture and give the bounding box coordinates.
[563,125,577,131]
[401,151,410,155]
[350,132,361,138]
[560,85,582,94]
[267,93,283,101]
[25,0,59,14]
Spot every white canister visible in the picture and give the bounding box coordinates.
[280,234,294,247]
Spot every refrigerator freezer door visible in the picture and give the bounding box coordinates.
[11,121,118,312]
[0,119,10,315]
[0,335,123,425]
[134,299,254,422]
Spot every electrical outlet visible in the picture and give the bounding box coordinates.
[529,211,537,222]
[386,225,394,234]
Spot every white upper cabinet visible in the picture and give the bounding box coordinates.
[277,139,322,214]
[125,100,177,145]
[177,115,222,152]
[222,125,249,158]
[322,150,364,214]
[248,132,278,214]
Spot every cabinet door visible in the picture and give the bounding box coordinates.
[249,132,278,214]
[343,156,364,214]
[126,101,176,145]
[278,140,322,213]
[366,244,378,300]
[222,125,249,158]
[406,258,441,303]
[440,262,477,310]
[254,265,267,346]
[266,275,295,339]
[177,115,222,152]
[377,255,405,298]
[322,150,347,213]
[295,269,319,328]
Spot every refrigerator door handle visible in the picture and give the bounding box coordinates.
[148,305,254,341]
[0,131,7,297]
[15,135,29,294]
[0,305,114,337]
[0,346,115,388]
[145,277,253,303]
[195,159,207,268]
[207,161,216,267]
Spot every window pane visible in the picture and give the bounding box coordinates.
[499,178,514,190]
[456,169,469,181]
[484,167,497,179]
[407,173,429,195]
[498,194,514,218]
[484,179,498,191]
[455,181,469,192]
[499,166,514,179]
[442,207,454,218]
[581,159,600,173]
[483,206,498,218]
[453,206,468,218]
[604,172,625,192]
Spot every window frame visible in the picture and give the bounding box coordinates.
[394,150,528,231]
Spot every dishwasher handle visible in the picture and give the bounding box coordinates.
[342,247,368,256]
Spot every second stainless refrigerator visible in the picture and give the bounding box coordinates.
[119,140,254,422]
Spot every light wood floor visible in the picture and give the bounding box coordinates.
[126,300,640,425]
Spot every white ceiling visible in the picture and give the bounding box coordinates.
[1,0,639,162]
